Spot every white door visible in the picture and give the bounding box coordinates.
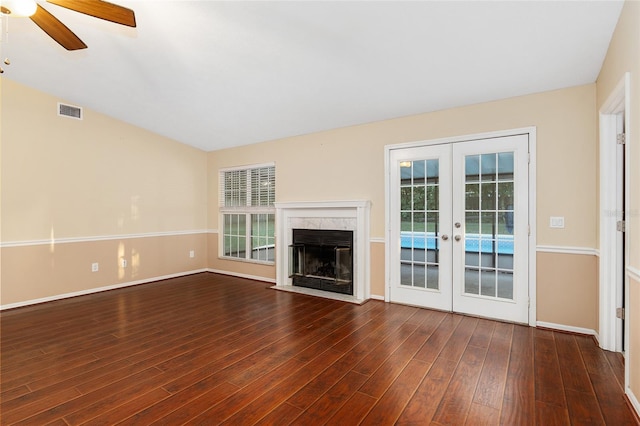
[389,135,529,323]
[389,144,453,311]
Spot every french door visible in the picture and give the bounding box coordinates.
[389,134,529,323]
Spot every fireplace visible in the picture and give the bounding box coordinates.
[290,229,353,295]
[274,200,371,303]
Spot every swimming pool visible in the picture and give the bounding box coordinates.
[400,231,514,254]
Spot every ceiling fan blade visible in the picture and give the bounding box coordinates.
[30,4,87,50]
[46,0,136,27]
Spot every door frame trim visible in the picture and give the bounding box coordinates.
[384,127,537,326]
[598,73,630,361]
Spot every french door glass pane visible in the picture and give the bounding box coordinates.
[498,273,514,299]
[464,152,515,300]
[497,152,514,180]
[464,269,479,294]
[465,156,480,182]
[481,269,497,297]
[400,159,440,290]
[481,154,496,180]
[466,183,479,210]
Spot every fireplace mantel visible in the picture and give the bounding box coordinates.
[274,201,371,303]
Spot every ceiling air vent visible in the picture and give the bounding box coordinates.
[58,102,83,120]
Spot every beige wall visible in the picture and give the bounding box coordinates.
[208,85,597,248]
[1,80,208,241]
[1,234,207,305]
[208,84,599,329]
[596,0,640,407]
[1,79,209,306]
[370,242,386,298]
[536,252,599,331]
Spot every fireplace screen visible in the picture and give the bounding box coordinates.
[288,229,353,295]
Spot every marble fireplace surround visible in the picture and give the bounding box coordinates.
[273,201,371,304]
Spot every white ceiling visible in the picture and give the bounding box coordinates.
[1,0,624,152]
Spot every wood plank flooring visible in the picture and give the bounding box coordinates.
[1,272,637,425]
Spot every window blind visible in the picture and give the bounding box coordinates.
[219,164,275,208]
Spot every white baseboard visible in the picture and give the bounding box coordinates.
[0,269,208,311]
[627,388,640,421]
[536,321,597,337]
[207,268,276,284]
[369,294,384,301]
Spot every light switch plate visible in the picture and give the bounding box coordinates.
[550,216,565,228]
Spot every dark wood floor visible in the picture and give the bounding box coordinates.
[1,273,637,425]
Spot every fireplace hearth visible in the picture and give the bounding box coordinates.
[289,229,353,295]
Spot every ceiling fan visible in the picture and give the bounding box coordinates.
[0,0,136,50]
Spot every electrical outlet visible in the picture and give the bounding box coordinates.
[189,250,195,258]
[121,258,127,268]
[91,262,99,272]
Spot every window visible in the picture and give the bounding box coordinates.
[220,164,275,262]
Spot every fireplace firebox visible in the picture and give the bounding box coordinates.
[289,229,353,295]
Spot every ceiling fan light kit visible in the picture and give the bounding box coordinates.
[1,0,136,50]
[1,0,37,17]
